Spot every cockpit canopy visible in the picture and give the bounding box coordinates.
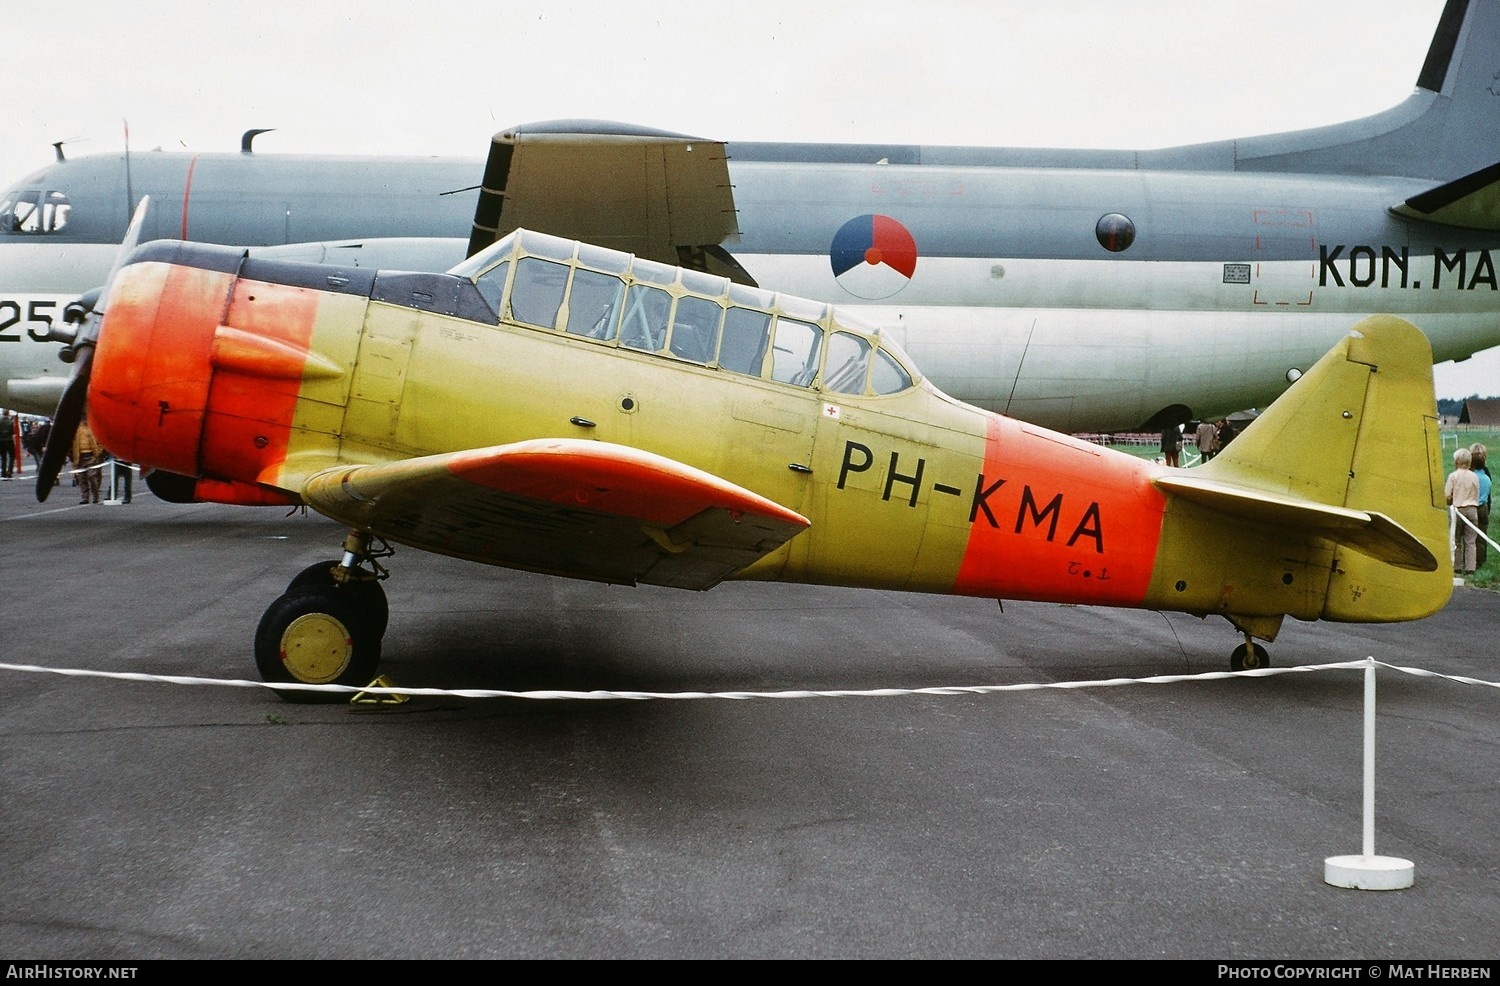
[0,188,70,234]
[450,229,918,397]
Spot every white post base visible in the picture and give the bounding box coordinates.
[1324,854,1414,890]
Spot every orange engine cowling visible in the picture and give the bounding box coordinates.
[89,244,242,478]
[89,242,370,503]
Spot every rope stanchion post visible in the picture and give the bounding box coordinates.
[103,459,134,505]
[1324,657,1415,891]
[1,653,1494,891]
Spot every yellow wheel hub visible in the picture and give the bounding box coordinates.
[279,612,354,684]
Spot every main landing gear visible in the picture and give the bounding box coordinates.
[1230,632,1270,672]
[254,530,393,702]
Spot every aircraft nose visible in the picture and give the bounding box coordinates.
[90,258,228,475]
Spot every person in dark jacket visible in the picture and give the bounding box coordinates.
[1159,424,1182,468]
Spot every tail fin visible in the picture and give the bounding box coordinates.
[1168,315,1453,625]
[1231,0,1499,180]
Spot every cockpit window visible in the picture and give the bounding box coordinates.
[576,242,629,274]
[870,347,913,395]
[619,284,672,351]
[0,190,70,234]
[509,257,569,329]
[517,229,576,262]
[823,331,872,395]
[630,257,678,287]
[718,306,771,377]
[474,259,510,315]
[769,318,822,386]
[564,268,624,340]
[451,228,918,397]
[667,295,723,364]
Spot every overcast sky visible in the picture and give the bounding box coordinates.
[8,0,1491,398]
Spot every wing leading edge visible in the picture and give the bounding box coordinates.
[302,439,809,589]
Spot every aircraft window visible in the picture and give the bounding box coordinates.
[823,332,872,395]
[0,191,35,232]
[447,233,517,279]
[518,229,577,261]
[1095,213,1135,253]
[576,242,630,274]
[474,259,510,315]
[509,257,569,329]
[1,189,69,234]
[776,293,828,323]
[719,306,772,376]
[631,257,677,286]
[870,348,913,395]
[679,268,728,297]
[564,268,625,340]
[619,284,672,351]
[668,296,723,364]
[770,318,823,386]
[725,282,768,308]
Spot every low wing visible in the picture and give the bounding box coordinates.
[1154,474,1438,572]
[466,120,752,284]
[302,439,809,590]
[1391,161,1500,231]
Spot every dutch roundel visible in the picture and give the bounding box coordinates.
[830,214,918,300]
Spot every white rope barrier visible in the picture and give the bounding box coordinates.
[61,460,139,477]
[0,657,1495,700]
[1450,504,1499,555]
[5,654,1490,889]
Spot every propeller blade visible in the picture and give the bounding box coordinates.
[35,346,92,501]
[89,196,151,327]
[34,195,150,503]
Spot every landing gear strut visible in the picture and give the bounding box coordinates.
[254,531,393,702]
[1230,632,1270,672]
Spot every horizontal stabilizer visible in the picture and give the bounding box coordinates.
[1154,475,1437,572]
[1391,160,1500,231]
[302,439,808,589]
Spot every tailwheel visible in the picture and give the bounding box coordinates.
[255,584,384,703]
[1230,640,1270,672]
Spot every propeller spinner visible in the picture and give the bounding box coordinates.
[36,197,151,502]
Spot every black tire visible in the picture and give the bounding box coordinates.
[1230,642,1270,672]
[254,585,383,703]
[286,560,389,636]
[287,560,342,592]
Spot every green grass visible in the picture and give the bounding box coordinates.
[1464,554,1498,589]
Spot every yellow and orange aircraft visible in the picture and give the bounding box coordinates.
[39,203,1454,700]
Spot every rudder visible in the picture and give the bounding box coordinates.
[1202,315,1452,622]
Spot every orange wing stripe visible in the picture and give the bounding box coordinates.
[448,440,809,529]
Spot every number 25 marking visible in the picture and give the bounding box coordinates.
[0,299,58,342]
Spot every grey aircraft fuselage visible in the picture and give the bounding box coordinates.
[3,0,1497,432]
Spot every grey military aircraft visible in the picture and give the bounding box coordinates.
[2,0,1497,433]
